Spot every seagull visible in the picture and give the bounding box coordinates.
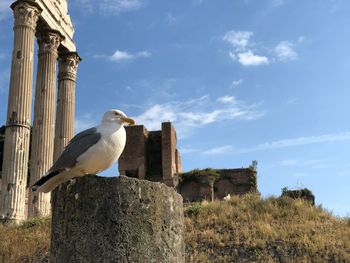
[32,109,135,193]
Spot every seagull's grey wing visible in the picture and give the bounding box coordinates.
[50,127,101,172]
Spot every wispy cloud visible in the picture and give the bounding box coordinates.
[217,96,238,104]
[108,50,151,62]
[223,30,269,66]
[203,145,233,155]
[275,41,298,61]
[0,0,11,21]
[72,0,146,15]
[134,95,264,137]
[240,132,350,153]
[231,79,243,88]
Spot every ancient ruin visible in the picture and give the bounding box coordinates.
[119,123,259,202]
[178,168,258,202]
[281,187,315,205]
[119,122,182,187]
[0,0,80,222]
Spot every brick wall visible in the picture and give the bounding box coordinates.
[118,125,148,179]
[161,122,178,187]
[119,122,181,187]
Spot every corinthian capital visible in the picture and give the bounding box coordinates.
[58,52,82,81]
[11,1,42,30]
[36,29,63,57]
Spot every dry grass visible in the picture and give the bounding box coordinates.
[185,194,350,263]
[0,217,50,263]
[0,195,349,263]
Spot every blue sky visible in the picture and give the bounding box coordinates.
[1,0,350,216]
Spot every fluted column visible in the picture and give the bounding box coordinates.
[0,1,41,223]
[53,52,81,161]
[28,29,63,218]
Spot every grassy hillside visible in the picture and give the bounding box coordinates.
[185,195,350,262]
[0,195,349,263]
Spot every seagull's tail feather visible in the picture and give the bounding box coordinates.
[32,169,67,193]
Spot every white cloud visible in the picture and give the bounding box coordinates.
[238,51,269,66]
[231,79,243,88]
[217,96,238,104]
[275,41,297,61]
[109,50,151,62]
[222,30,300,66]
[223,31,253,51]
[203,145,233,155]
[240,132,350,153]
[0,1,11,21]
[135,95,264,137]
[223,30,269,67]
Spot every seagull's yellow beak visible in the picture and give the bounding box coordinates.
[121,117,135,126]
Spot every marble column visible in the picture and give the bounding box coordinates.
[53,52,81,161]
[28,29,63,218]
[0,1,41,223]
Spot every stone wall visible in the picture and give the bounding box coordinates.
[178,168,258,202]
[214,169,257,199]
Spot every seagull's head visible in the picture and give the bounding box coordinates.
[102,109,135,126]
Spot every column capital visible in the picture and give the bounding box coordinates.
[58,52,82,81]
[36,29,64,57]
[11,0,42,30]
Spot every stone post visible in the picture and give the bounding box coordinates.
[162,122,178,187]
[28,29,63,218]
[53,52,81,161]
[51,175,185,263]
[0,0,41,223]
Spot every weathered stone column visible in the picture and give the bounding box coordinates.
[53,52,81,161]
[28,29,63,218]
[51,175,185,263]
[0,0,41,223]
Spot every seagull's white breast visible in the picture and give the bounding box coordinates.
[75,124,126,174]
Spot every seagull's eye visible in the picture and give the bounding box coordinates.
[114,112,120,116]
